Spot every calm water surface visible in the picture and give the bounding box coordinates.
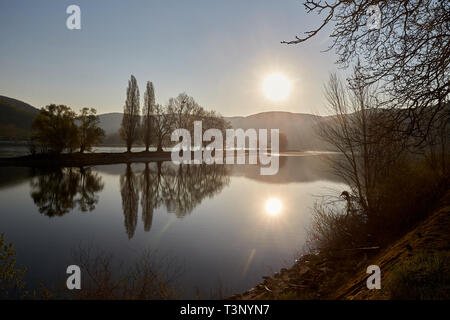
[0,150,345,298]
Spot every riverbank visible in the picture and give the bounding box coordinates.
[230,190,450,300]
[0,149,295,167]
[0,151,173,167]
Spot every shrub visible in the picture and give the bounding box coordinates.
[310,154,449,255]
[0,233,27,299]
[309,202,369,253]
[371,155,448,244]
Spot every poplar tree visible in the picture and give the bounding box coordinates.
[142,81,155,152]
[120,75,141,152]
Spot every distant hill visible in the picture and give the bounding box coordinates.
[98,111,330,150]
[98,113,123,135]
[225,111,330,151]
[0,95,39,139]
[0,95,330,150]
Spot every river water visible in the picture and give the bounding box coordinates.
[0,147,345,298]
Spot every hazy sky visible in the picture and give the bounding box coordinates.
[0,0,339,116]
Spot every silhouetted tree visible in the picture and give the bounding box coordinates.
[284,0,449,145]
[151,104,175,152]
[77,108,105,153]
[167,93,230,149]
[31,104,78,153]
[200,110,230,148]
[318,70,401,222]
[142,81,156,152]
[168,93,202,136]
[120,75,141,152]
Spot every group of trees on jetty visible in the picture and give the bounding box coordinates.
[30,105,104,154]
[120,75,230,153]
[29,74,229,154]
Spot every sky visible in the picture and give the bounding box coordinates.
[0,0,339,116]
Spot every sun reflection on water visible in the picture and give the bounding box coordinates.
[265,197,282,216]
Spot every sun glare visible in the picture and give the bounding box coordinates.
[265,198,282,216]
[263,73,291,101]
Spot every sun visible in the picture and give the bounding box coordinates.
[263,73,291,101]
[265,198,282,216]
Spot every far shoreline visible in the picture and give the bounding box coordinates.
[0,151,173,167]
[0,148,335,167]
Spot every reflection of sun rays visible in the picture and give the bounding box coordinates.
[242,248,256,278]
[265,198,282,216]
[153,216,176,244]
[248,196,300,263]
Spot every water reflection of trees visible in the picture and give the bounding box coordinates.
[120,162,230,238]
[121,164,139,239]
[28,162,229,237]
[30,167,104,217]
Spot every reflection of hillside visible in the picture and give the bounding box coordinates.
[95,154,343,185]
[226,112,328,151]
[0,166,33,190]
[30,167,104,217]
[230,154,344,184]
[120,162,230,238]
